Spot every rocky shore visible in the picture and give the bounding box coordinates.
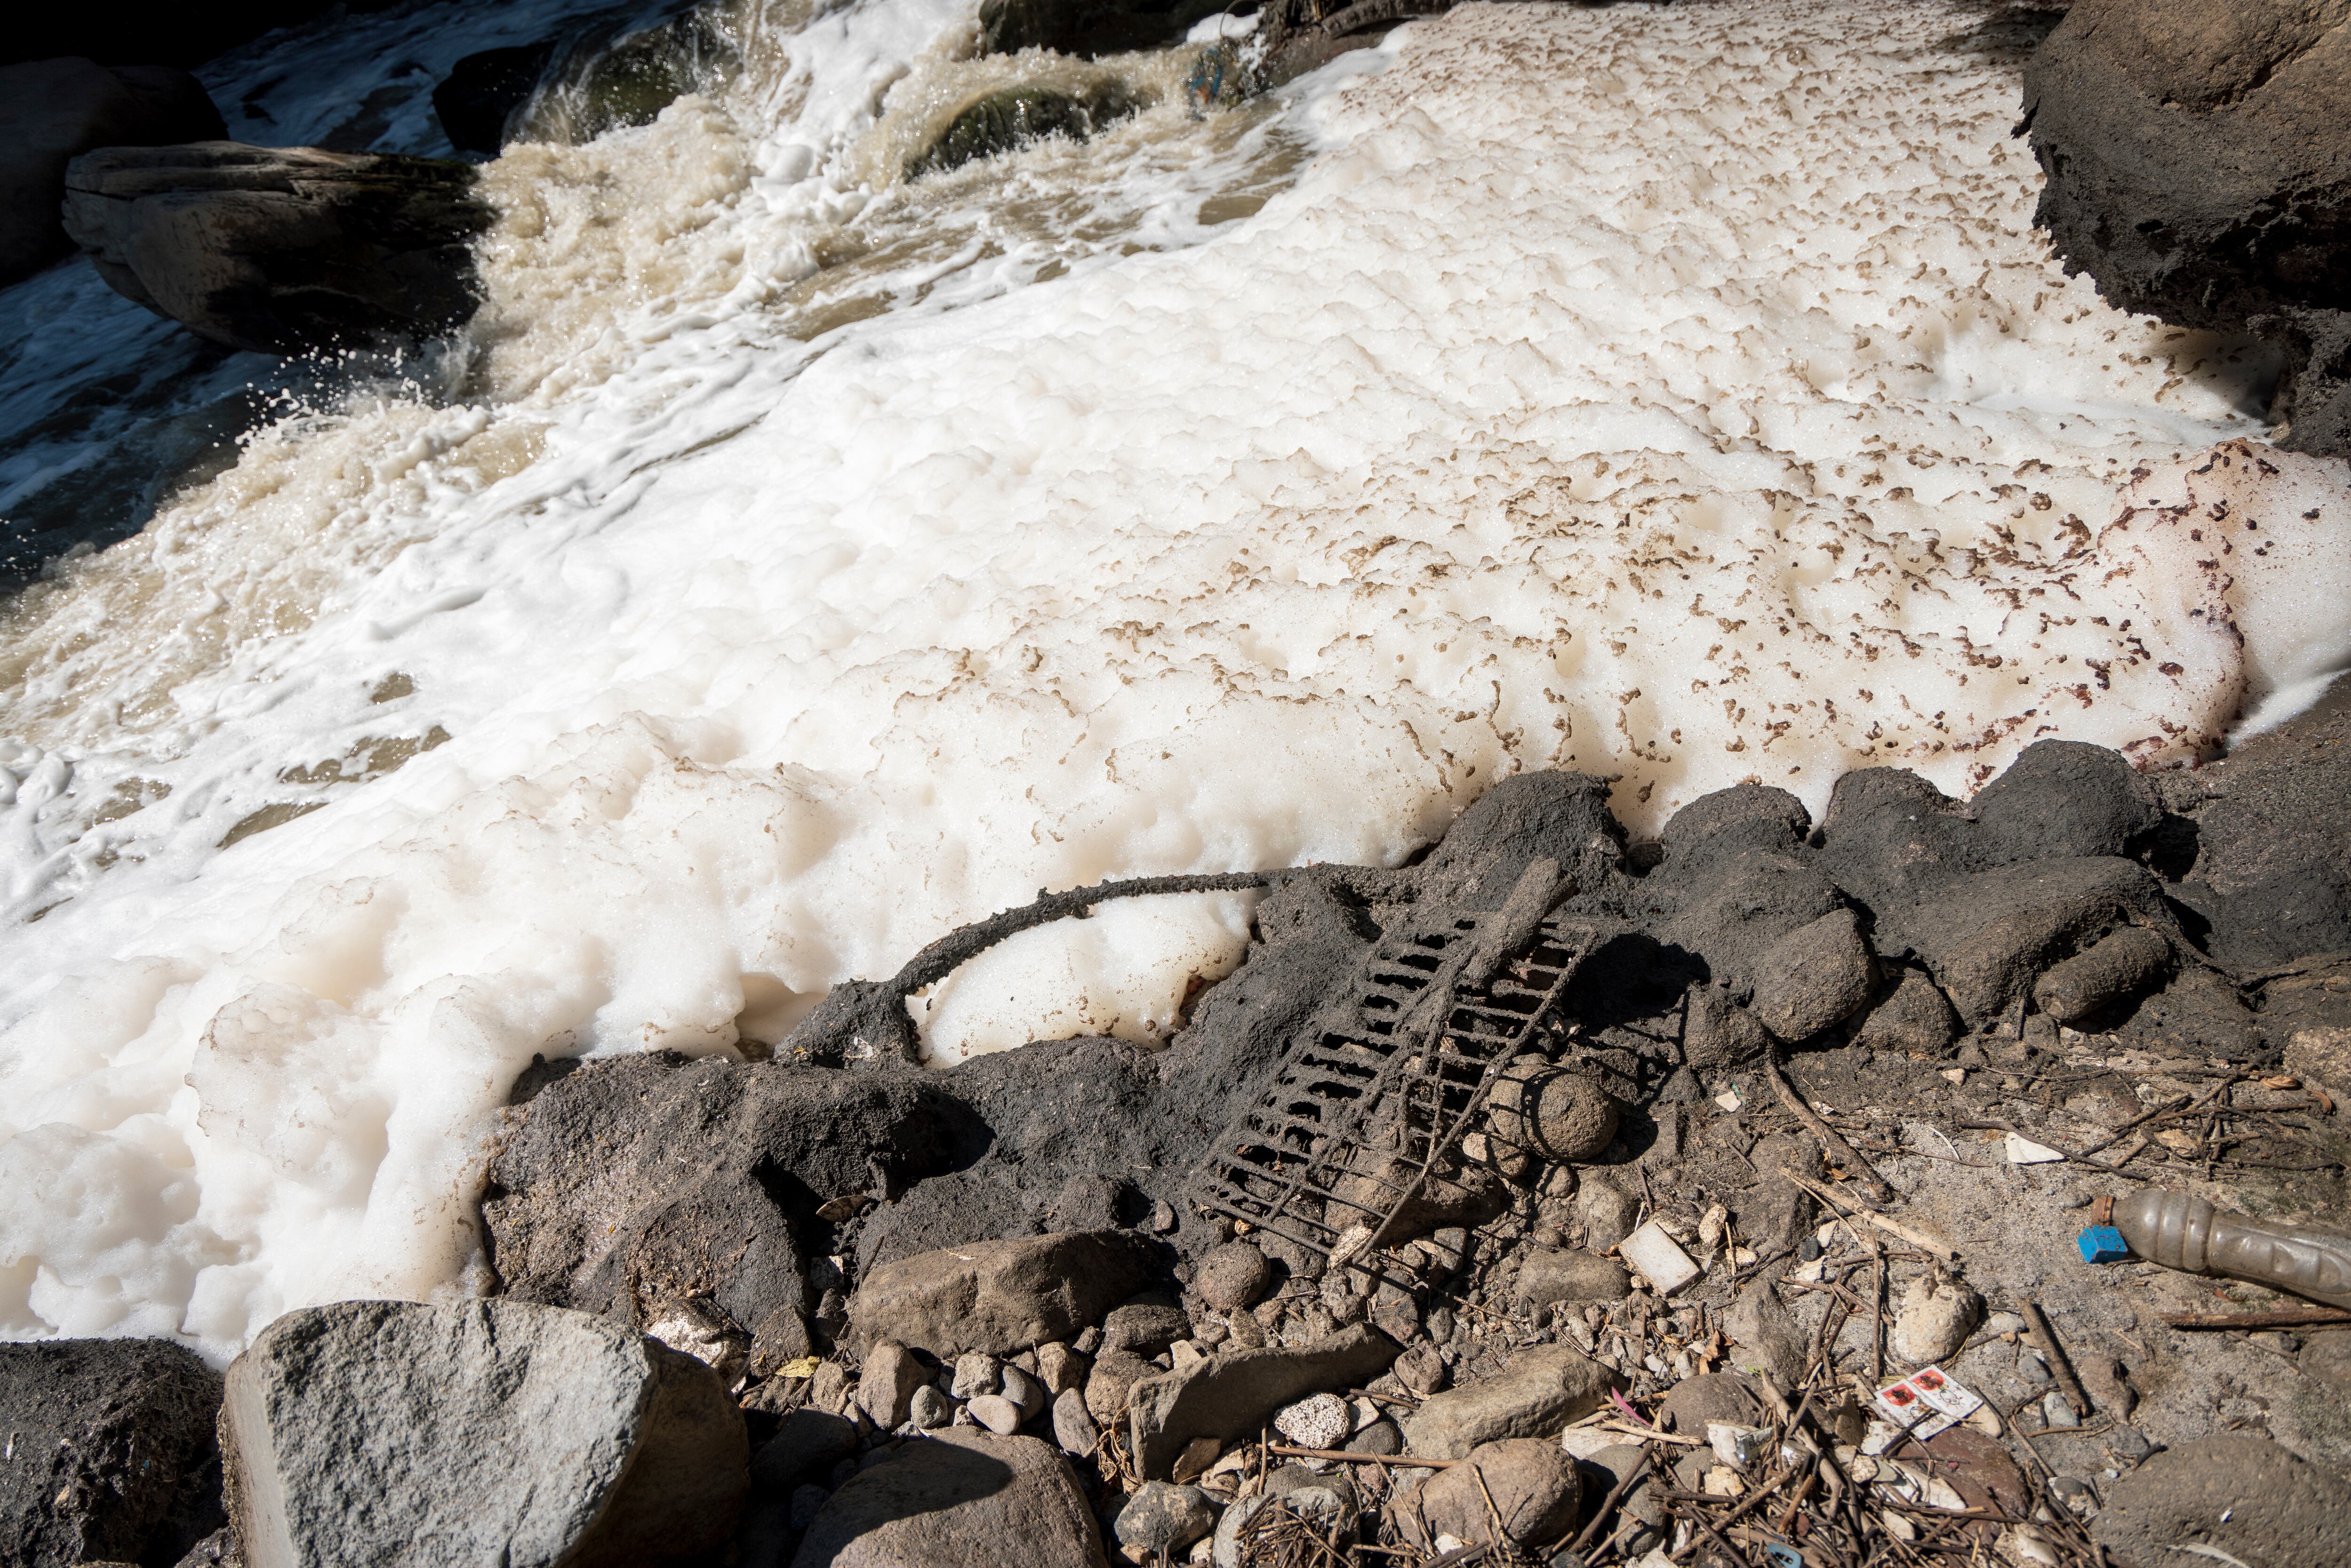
[2,1,2350,1566]
[8,693,2351,1567]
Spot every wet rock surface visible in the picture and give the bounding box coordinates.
[0,57,225,285]
[61,142,493,356]
[2022,0,2351,457]
[0,1338,224,1568]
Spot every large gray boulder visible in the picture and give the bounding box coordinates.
[61,142,493,357]
[1126,1323,1400,1479]
[0,57,223,285]
[1401,1343,1619,1462]
[848,1231,1155,1358]
[790,1429,1107,1568]
[2022,0,2351,457]
[0,1338,224,1568]
[221,1298,746,1568]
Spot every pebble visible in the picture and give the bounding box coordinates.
[1052,1388,1100,1457]
[1892,1275,1982,1364]
[907,1385,951,1430]
[999,1363,1046,1415]
[1114,1481,1217,1555]
[967,1394,1024,1435]
[1274,1393,1350,1450]
[951,1351,1002,1400]
[1036,1341,1090,1395]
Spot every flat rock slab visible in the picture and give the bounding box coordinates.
[223,1298,745,1568]
[1128,1323,1400,1479]
[790,1429,1106,1568]
[1403,1342,1620,1461]
[0,1338,223,1568]
[849,1231,1153,1358]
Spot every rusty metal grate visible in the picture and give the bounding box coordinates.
[1188,902,1595,1278]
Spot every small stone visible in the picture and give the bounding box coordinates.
[1345,1419,1402,1457]
[1104,1301,1193,1357]
[1395,1345,1447,1397]
[1170,1341,1207,1371]
[1000,1363,1046,1415]
[1115,1481,1217,1555]
[968,1393,1024,1435]
[1273,1392,1349,1450]
[1084,1349,1162,1426]
[1075,1326,1103,1355]
[1892,1275,1982,1364]
[2042,1391,2081,1429]
[1052,1388,1101,1457]
[1036,1342,1091,1396]
[1397,1438,1583,1549]
[951,1351,1003,1400]
[1171,1436,1222,1485]
[788,1482,830,1531]
[908,1385,952,1430]
[1150,1199,1180,1234]
[860,1340,928,1430]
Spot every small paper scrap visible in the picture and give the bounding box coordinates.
[1871,1365,1983,1442]
[2005,1131,2066,1164]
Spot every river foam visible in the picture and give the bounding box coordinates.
[1,0,2346,1358]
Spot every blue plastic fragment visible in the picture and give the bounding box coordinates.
[2078,1224,2130,1264]
[1762,1543,1806,1568]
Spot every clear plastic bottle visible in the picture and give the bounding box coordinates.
[2111,1188,2351,1309]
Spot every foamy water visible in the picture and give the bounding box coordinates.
[0,0,2345,1359]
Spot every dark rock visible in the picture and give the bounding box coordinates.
[2023,1,2351,457]
[1656,1372,1768,1437]
[754,1408,863,1489]
[2091,1432,2351,1568]
[523,10,737,148]
[789,1429,1106,1568]
[1102,1299,1191,1357]
[1969,741,2162,865]
[61,142,493,356]
[0,1338,223,1568]
[849,1231,1155,1358]
[1052,1387,1102,1456]
[1393,1343,1447,1398]
[222,1299,746,1568]
[2180,675,2351,971]
[1414,770,1624,908]
[1655,852,1846,1002]
[1852,966,1960,1055]
[1128,1324,1400,1478]
[1194,1242,1274,1312]
[858,1340,927,1430]
[2033,925,2176,1023]
[484,1052,966,1341]
[1345,1418,1401,1456]
[432,44,557,155]
[1401,1343,1617,1461]
[1907,858,2174,1028]
[1113,1481,1217,1555]
[977,0,1225,59]
[1396,1438,1581,1550]
[1659,783,1812,867]
[906,87,1139,182]
[1750,907,1876,1041]
[0,57,223,285]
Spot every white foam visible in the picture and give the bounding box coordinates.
[1,0,2346,1360]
